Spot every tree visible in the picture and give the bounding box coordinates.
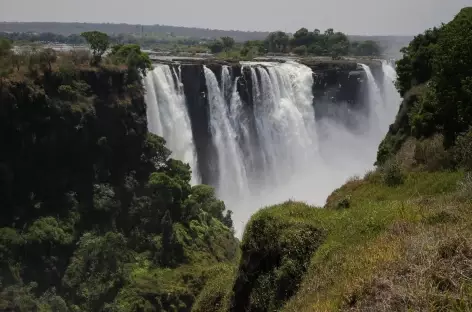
[0,38,13,76]
[324,28,335,36]
[351,40,381,56]
[292,28,311,47]
[241,40,266,57]
[431,7,472,144]
[81,31,110,65]
[208,40,224,54]
[0,38,12,58]
[395,27,441,96]
[292,45,308,56]
[265,31,289,53]
[39,48,57,71]
[109,43,152,77]
[220,36,235,52]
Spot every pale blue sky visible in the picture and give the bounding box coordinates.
[0,0,471,35]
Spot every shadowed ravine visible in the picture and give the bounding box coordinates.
[144,60,401,236]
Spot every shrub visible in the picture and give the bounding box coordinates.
[364,169,382,183]
[457,172,472,201]
[335,195,351,210]
[381,160,405,187]
[452,127,472,171]
[414,134,452,171]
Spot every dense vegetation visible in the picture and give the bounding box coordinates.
[0,32,238,311]
[377,7,472,164]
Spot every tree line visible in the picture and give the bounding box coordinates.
[208,28,382,58]
[3,28,382,59]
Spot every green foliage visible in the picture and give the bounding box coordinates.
[292,45,307,56]
[0,37,13,76]
[395,27,441,97]
[380,160,405,187]
[108,44,152,78]
[63,232,131,311]
[0,54,237,311]
[265,31,290,53]
[220,36,235,52]
[452,127,472,171]
[208,40,224,54]
[81,31,110,64]
[240,40,266,57]
[350,40,381,56]
[192,264,235,312]
[378,8,472,165]
[432,7,472,144]
[230,203,325,311]
[264,28,382,57]
[39,48,57,71]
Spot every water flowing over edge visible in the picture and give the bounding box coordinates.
[144,64,200,184]
[144,60,401,236]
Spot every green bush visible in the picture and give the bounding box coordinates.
[452,127,472,171]
[413,134,452,171]
[381,160,405,187]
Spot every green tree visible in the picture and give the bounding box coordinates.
[208,40,224,54]
[220,36,235,52]
[0,38,13,76]
[109,43,152,77]
[395,27,441,96]
[265,31,289,53]
[39,48,57,71]
[292,45,308,56]
[431,7,472,144]
[0,37,12,58]
[291,28,311,47]
[351,40,381,56]
[81,31,110,65]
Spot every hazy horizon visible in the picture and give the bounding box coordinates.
[0,0,470,36]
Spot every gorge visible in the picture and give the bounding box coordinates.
[144,59,401,234]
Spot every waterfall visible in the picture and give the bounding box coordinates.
[359,63,387,137]
[381,60,403,124]
[247,62,318,185]
[359,62,401,137]
[144,65,200,184]
[144,60,401,236]
[203,66,249,199]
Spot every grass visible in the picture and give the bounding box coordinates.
[206,170,472,312]
[283,170,472,312]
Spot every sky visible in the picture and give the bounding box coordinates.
[0,0,471,35]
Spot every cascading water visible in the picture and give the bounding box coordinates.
[144,64,200,184]
[381,60,403,123]
[203,66,249,199]
[144,60,401,236]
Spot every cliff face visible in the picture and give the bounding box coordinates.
[0,64,238,311]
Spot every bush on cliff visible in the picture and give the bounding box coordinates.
[377,7,472,166]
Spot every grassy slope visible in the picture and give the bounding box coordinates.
[200,170,472,311]
[284,170,472,311]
